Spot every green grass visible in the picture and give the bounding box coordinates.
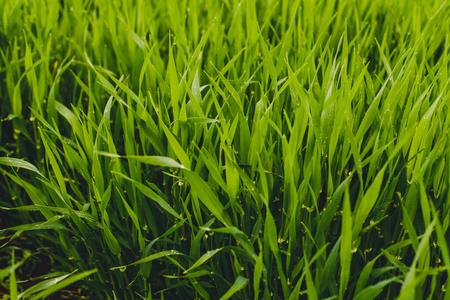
[1,0,450,299]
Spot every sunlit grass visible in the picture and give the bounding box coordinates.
[1,0,450,299]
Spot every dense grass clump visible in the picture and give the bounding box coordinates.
[1,0,450,299]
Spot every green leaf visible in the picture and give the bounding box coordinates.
[19,272,72,299]
[353,165,386,239]
[103,224,121,255]
[161,123,191,169]
[184,248,223,274]
[184,170,232,226]
[111,250,183,270]
[354,255,381,295]
[164,270,213,279]
[339,184,352,300]
[220,276,249,300]
[112,171,182,219]
[29,269,97,300]
[126,155,186,169]
[354,277,400,300]
[0,157,44,177]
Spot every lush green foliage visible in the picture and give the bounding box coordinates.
[1,0,450,299]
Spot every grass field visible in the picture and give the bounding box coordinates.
[1,0,450,299]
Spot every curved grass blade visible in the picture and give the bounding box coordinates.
[0,157,44,178]
[111,171,182,219]
[29,269,97,300]
[220,276,249,300]
[111,250,184,270]
[184,248,223,274]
